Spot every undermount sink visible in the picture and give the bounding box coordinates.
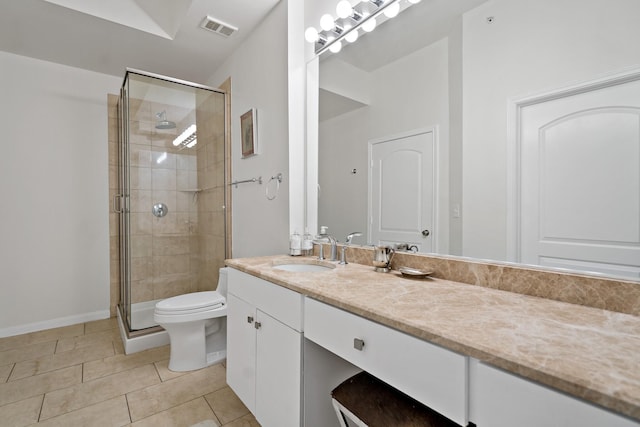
[272,260,335,272]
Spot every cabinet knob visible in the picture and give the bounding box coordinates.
[247,316,254,324]
[353,338,365,351]
[254,321,262,330]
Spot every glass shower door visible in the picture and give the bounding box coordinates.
[117,69,227,335]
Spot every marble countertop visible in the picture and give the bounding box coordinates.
[225,255,640,421]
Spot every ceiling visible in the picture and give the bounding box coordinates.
[325,0,488,72]
[0,0,281,84]
[319,0,488,122]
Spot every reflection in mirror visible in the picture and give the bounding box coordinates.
[312,0,640,280]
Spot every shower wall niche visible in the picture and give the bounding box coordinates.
[110,70,227,335]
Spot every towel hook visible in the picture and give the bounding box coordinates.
[266,173,283,200]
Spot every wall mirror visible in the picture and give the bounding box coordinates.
[306,0,640,281]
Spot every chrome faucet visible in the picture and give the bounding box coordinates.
[315,226,338,261]
[346,232,363,244]
[340,232,363,265]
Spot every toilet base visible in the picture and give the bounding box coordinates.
[164,318,227,372]
[168,350,226,372]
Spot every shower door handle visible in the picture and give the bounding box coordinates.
[112,194,123,213]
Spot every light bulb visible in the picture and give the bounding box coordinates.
[383,2,400,18]
[408,0,421,3]
[336,0,353,19]
[362,17,376,32]
[305,27,319,43]
[320,14,335,31]
[344,26,358,42]
[329,40,342,53]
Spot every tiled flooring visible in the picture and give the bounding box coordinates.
[0,318,260,427]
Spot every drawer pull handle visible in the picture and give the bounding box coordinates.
[353,338,365,351]
[255,321,262,330]
[247,316,254,324]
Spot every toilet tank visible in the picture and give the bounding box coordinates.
[216,267,228,297]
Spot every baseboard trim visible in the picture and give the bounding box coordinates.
[0,310,111,338]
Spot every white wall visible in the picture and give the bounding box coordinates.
[447,17,463,256]
[319,107,369,242]
[462,0,640,261]
[0,52,120,336]
[208,1,290,258]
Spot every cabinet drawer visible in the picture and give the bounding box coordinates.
[304,297,468,426]
[473,362,639,427]
[228,268,303,331]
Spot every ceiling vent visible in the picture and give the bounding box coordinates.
[200,16,238,37]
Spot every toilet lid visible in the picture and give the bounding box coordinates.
[155,291,225,312]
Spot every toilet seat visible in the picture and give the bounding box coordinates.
[155,291,225,312]
[154,291,226,323]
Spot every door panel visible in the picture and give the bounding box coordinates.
[226,294,257,413]
[520,79,640,278]
[369,130,435,252]
[255,311,302,427]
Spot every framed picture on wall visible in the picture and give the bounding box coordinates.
[241,108,258,158]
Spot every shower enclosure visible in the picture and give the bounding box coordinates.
[115,69,227,340]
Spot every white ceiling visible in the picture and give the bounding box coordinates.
[0,0,281,84]
[326,0,489,72]
[318,0,488,122]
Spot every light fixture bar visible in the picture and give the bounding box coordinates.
[313,0,402,55]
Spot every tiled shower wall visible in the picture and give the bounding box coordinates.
[107,91,226,318]
[195,90,227,291]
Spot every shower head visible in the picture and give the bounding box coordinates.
[155,111,176,129]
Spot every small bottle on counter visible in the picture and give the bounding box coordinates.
[289,231,301,256]
[302,228,313,256]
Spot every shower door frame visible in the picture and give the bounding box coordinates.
[117,68,229,338]
[118,84,133,333]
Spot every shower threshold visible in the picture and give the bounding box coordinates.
[116,301,169,355]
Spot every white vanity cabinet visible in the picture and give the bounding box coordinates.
[226,268,304,427]
[304,297,469,426]
[225,266,639,427]
[470,361,639,427]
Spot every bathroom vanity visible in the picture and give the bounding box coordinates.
[225,255,640,427]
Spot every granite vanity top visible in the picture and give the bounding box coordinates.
[225,255,640,421]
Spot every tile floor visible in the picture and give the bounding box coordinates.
[0,318,260,427]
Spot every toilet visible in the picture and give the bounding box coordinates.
[154,268,228,372]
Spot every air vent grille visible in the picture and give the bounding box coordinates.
[200,16,237,37]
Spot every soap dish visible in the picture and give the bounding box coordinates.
[398,266,434,279]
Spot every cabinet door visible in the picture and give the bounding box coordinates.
[226,293,257,413]
[255,310,302,427]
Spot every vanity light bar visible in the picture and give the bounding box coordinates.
[306,0,412,55]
